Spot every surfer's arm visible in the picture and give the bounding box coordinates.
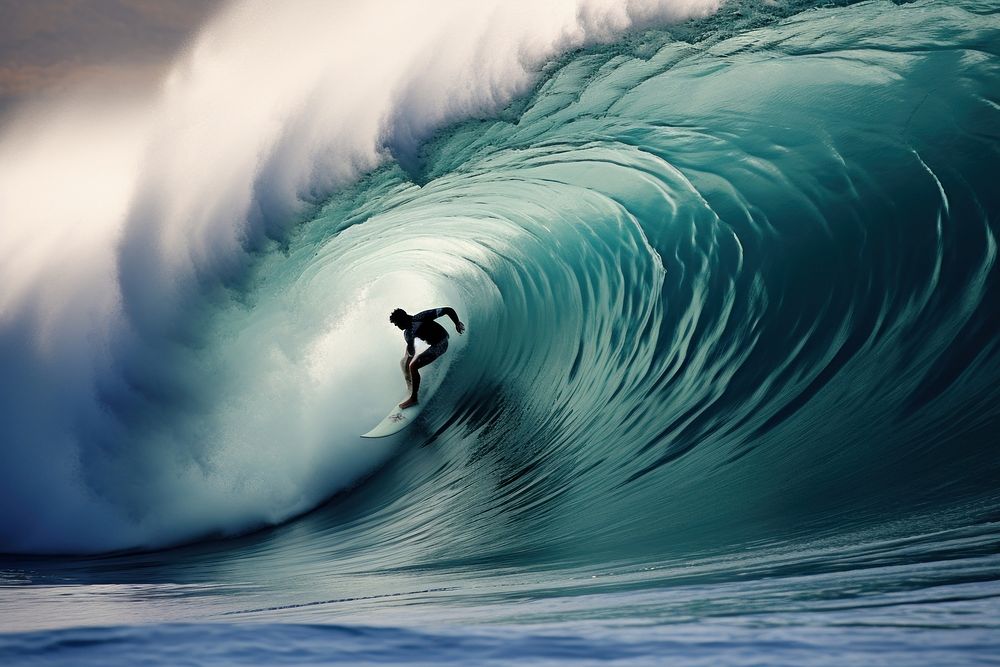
[404,329,415,356]
[413,307,465,334]
[417,307,465,334]
[442,307,466,334]
[413,307,445,322]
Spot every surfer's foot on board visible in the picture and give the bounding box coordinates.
[398,397,419,409]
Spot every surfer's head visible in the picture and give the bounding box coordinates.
[389,308,412,330]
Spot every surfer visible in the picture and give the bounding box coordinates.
[390,307,465,409]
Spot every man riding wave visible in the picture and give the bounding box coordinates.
[389,307,465,409]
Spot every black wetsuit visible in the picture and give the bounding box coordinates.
[404,308,450,361]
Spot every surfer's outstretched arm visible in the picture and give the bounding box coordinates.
[413,307,465,334]
[441,307,465,334]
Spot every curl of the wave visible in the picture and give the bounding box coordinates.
[0,0,722,554]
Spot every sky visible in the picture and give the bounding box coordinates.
[0,0,222,118]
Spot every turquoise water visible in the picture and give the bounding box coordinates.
[1,0,999,663]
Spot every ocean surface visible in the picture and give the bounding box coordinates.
[1,0,999,664]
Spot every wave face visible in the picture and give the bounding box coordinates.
[1,0,999,567]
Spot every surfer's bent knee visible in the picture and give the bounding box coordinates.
[411,338,448,369]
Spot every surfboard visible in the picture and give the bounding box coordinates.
[361,400,424,438]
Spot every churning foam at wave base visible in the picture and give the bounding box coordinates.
[0,0,722,554]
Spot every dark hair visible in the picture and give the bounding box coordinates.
[389,308,410,328]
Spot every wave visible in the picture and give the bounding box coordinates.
[1,0,998,557]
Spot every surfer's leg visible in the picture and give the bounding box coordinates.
[401,351,412,392]
[399,366,421,409]
[399,340,447,409]
[400,355,432,409]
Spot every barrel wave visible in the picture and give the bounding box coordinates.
[281,0,1000,568]
[1,1,999,650]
